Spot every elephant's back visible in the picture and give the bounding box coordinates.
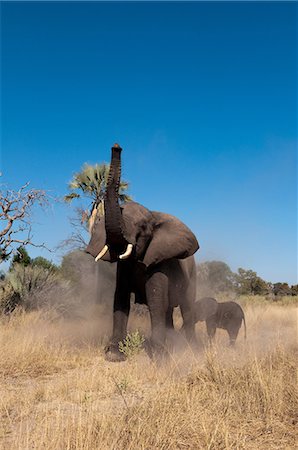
[217,301,244,325]
[222,301,244,316]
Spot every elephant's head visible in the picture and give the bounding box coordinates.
[86,144,199,267]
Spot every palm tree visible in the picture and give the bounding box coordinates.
[64,163,132,219]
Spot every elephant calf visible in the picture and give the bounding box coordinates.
[194,297,246,346]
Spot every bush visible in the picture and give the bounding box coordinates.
[10,246,31,268]
[197,261,236,296]
[0,263,70,313]
[0,280,21,314]
[273,282,292,297]
[235,268,270,295]
[119,330,145,358]
[31,256,59,272]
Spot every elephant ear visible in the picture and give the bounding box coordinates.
[143,212,199,267]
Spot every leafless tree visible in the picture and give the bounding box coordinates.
[58,206,89,252]
[0,182,49,262]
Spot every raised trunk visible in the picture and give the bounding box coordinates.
[104,144,127,249]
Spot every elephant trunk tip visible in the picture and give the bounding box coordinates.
[112,143,122,150]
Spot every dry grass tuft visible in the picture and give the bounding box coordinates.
[0,302,297,449]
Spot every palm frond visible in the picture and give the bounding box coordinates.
[64,193,81,203]
[65,162,131,206]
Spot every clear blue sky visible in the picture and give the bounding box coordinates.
[1,2,297,284]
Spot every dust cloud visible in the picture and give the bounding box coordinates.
[3,250,296,375]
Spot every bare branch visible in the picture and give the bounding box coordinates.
[0,182,50,262]
[56,207,89,254]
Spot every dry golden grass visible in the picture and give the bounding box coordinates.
[0,302,297,450]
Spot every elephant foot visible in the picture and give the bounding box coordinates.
[143,339,154,360]
[145,340,170,365]
[104,343,126,362]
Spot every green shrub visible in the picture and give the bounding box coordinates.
[31,256,59,272]
[10,246,31,269]
[0,280,20,314]
[119,330,145,358]
[0,263,69,313]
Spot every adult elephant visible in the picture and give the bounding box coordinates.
[86,144,199,361]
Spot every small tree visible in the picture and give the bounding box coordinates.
[31,256,59,272]
[197,261,236,295]
[0,182,48,262]
[62,162,132,251]
[10,246,31,268]
[5,263,63,311]
[235,268,270,295]
[64,163,131,218]
[291,285,298,296]
[273,282,292,297]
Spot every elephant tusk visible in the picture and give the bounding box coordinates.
[95,245,109,261]
[119,243,133,260]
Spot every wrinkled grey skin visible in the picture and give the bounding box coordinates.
[194,297,246,346]
[86,144,200,362]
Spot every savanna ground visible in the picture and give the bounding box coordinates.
[0,297,297,450]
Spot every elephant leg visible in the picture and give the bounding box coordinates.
[179,262,198,350]
[105,262,131,362]
[180,302,198,350]
[165,305,175,354]
[206,317,217,344]
[227,326,240,347]
[146,270,169,359]
[166,305,174,329]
